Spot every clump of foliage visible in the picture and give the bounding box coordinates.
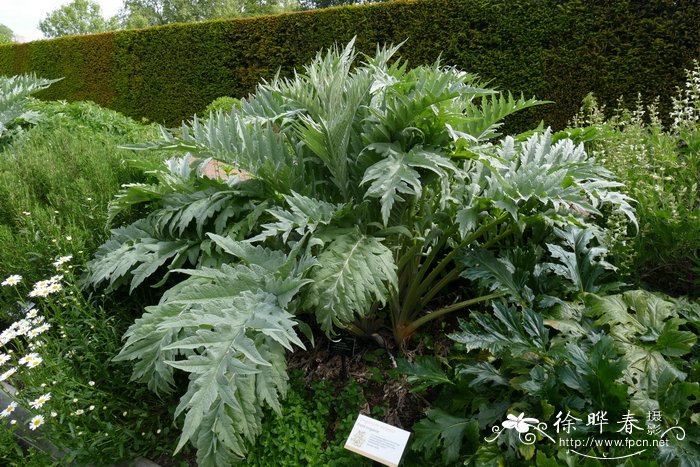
[570,61,700,296]
[0,426,56,467]
[0,74,59,149]
[204,96,241,114]
[400,62,700,462]
[245,370,370,466]
[86,40,636,465]
[403,288,700,465]
[0,99,164,315]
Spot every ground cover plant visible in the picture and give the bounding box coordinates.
[243,369,371,466]
[84,40,638,465]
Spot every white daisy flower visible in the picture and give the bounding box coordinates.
[25,308,39,319]
[0,402,17,418]
[0,367,17,382]
[9,319,29,331]
[25,357,43,369]
[0,329,16,345]
[29,287,50,298]
[0,353,11,366]
[11,320,32,336]
[46,283,62,294]
[52,255,73,268]
[1,275,22,286]
[30,393,52,409]
[28,415,45,430]
[75,409,84,415]
[18,353,42,368]
[31,315,46,325]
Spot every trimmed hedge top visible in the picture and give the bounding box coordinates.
[1,0,699,129]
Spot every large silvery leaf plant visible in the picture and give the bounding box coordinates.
[86,40,636,464]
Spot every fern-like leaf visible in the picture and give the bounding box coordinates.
[544,226,617,293]
[460,248,535,305]
[305,230,397,334]
[461,91,549,141]
[412,409,479,464]
[450,303,548,354]
[361,144,455,225]
[585,291,697,388]
[250,191,347,243]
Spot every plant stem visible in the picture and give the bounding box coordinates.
[418,268,461,310]
[407,213,509,309]
[480,224,517,250]
[401,292,504,339]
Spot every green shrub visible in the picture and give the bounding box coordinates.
[85,41,636,465]
[204,96,241,114]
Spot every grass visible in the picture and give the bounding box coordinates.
[0,100,166,318]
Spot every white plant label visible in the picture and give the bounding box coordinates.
[344,414,411,467]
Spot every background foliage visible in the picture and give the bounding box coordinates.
[38,0,120,39]
[0,99,163,313]
[570,62,700,297]
[0,0,698,128]
[0,24,13,44]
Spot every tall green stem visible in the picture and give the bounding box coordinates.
[404,213,509,314]
[398,292,503,340]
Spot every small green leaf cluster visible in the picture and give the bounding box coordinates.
[244,370,370,466]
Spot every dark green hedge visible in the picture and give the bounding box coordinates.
[1,0,698,129]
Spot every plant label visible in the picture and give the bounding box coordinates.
[329,335,356,357]
[344,414,411,467]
